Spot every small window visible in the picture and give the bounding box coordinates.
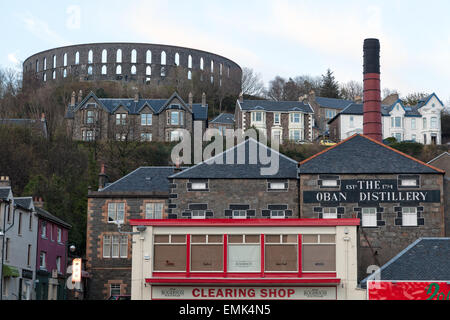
[141,133,152,142]
[423,118,427,129]
[154,235,187,271]
[108,203,125,224]
[146,66,151,76]
[232,210,247,219]
[400,179,418,187]
[53,55,56,68]
[200,57,204,70]
[169,130,182,142]
[88,66,93,75]
[57,228,62,243]
[188,55,192,69]
[88,50,93,64]
[116,65,122,75]
[302,235,336,272]
[103,235,111,258]
[188,70,192,80]
[56,256,61,273]
[161,51,166,65]
[102,49,107,63]
[41,221,47,238]
[63,69,67,78]
[116,114,127,125]
[43,58,47,70]
[63,53,68,67]
[431,117,438,129]
[411,118,416,129]
[402,207,417,226]
[75,52,80,65]
[146,50,152,64]
[270,210,285,219]
[141,114,152,126]
[131,49,137,63]
[362,208,377,227]
[211,60,214,73]
[110,284,121,297]
[290,113,301,123]
[265,235,297,272]
[131,65,137,75]
[116,49,122,63]
[36,60,39,72]
[161,66,166,77]
[52,71,56,79]
[269,182,286,190]
[102,65,107,75]
[120,235,128,258]
[322,207,337,219]
[191,182,207,190]
[192,210,206,219]
[228,235,260,272]
[40,251,46,269]
[322,180,338,187]
[145,203,163,219]
[175,53,180,66]
[274,113,280,125]
[191,235,223,272]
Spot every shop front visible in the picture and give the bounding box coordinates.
[129,219,366,300]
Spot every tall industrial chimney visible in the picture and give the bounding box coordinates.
[363,38,382,141]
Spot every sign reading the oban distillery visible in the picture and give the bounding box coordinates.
[303,179,440,204]
[152,286,337,300]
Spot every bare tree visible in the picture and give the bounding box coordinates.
[382,88,400,100]
[267,76,286,101]
[241,67,265,97]
[340,80,363,100]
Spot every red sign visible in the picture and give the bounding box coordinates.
[368,281,450,300]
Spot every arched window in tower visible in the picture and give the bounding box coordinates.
[43,58,47,70]
[146,66,152,76]
[200,57,204,70]
[36,60,39,72]
[53,55,56,68]
[188,70,192,80]
[175,53,180,66]
[131,49,137,63]
[161,66,166,77]
[63,53,68,67]
[102,65,107,75]
[53,70,56,79]
[88,66,93,75]
[146,50,152,64]
[102,49,108,63]
[88,50,93,64]
[63,69,67,78]
[43,73,47,82]
[116,65,122,75]
[211,60,214,73]
[116,49,122,63]
[220,63,223,76]
[227,66,230,78]
[188,55,192,69]
[75,52,80,65]
[131,65,137,75]
[161,51,166,65]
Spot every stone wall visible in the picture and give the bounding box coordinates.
[23,43,242,95]
[299,173,445,281]
[86,195,167,300]
[168,178,299,219]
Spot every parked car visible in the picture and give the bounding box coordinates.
[108,295,131,300]
[319,139,336,146]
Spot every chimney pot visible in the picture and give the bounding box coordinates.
[202,93,206,107]
[134,92,139,102]
[188,92,193,108]
[71,91,76,106]
[78,90,83,103]
[239,92,244,103]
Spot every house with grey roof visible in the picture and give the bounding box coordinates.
[327,93,444,144]
[235,94,314,144]
[86,165,183,300]
[361,238,450,288]
[169,138,300,220]
[209,113,235,135]
[298,133,445,281]
[0,114,48,138]
[65,90,208,142]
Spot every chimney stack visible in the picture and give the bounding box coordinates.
[188,92,193,108]
[78,90,83,103]
[71,91,76,106]
[134,92,139,103]
[0,176,11,187]
[202,92,206,107]
[239,92,244,103]
[98,164,109,190]
[363,38,382,142]
[34,197,44,209]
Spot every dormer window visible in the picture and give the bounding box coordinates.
[141,114,152,126]
[86,110,96,124]
[116,114,127,125]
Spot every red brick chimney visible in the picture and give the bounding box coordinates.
[363,38,382,142]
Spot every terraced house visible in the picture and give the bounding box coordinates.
[66,91,208,142]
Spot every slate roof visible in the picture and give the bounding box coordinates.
[360,238,450,288]
[315,96,355,110]
[298,134,444,174]
[170,138,299,179]
[240,100,313,113]
[66,92,208,121]
[100,167,185,193]
[210,113,235,125]
[35,207,72,229]
[0,187,11,200]
[14,197,33,210]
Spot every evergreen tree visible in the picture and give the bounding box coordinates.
[320,69,341,98]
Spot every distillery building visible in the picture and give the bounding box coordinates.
[298,39,445,281]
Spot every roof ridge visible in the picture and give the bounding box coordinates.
[428,152,450,164]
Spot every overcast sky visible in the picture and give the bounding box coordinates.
[1,0,449,103]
